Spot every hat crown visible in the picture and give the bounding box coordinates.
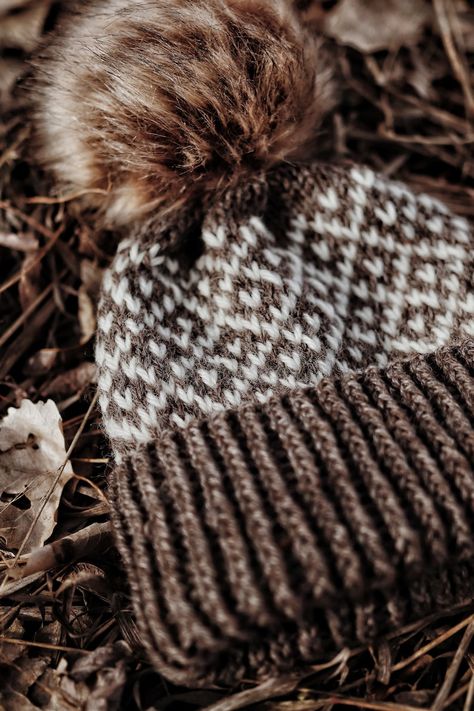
[96,163,472,447]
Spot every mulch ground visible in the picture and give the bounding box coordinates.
[0,1,473,709]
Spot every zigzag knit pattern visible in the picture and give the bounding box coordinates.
[96,162,474,686]
[96,164,473,447]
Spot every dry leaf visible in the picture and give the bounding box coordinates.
[71,642,131,711]
[18,251,42,312]
[80,259,104,298]
[395,689,434,705]
[78,286,96,343]
[41,362,97,399]
[25,348,58,376]
[19,649,129,711]
[71,641,131,681]
[0,654,50,711]
[0,399,74,553]
[325,0,433,52]
[0,619,26,665]
[28,662,89,711]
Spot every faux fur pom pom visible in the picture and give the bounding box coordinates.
[33,0,334,231]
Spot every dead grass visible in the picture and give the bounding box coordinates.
[0,0,473,709]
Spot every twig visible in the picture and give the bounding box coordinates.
[379,127,471,146]
[0,126,29,170]
[443,680,474,708]
[431,620,474,711]
[0,637,88,655]
[0,281,54,350]
[392,614,474,672]
[25,187,109,205]
[433,0,474,117]
[70,473,109,503]
[463,671,474,711]
[205,675,302,711]
[387,89,470,134]
[0,201,61,241]
[303,695,424,711]
[0,298,55,380]
[0,570,44,598]
[13,521,113,579]
[0,225,62,295]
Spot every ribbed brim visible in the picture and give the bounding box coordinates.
[109,340,474,686]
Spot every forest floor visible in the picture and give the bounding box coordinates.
[0,1,473,709]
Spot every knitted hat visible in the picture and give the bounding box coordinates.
[96,162,474,686]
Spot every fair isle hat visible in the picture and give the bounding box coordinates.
[96,162,474,686]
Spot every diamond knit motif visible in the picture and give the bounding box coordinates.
[96,164,473,446]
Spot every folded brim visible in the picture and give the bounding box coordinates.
[109,340,474,686]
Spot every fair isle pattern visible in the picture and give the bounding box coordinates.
[96,164,473,446]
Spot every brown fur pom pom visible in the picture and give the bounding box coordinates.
[33,0,333,231]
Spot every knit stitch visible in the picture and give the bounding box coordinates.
[97,164,473,447]
[96,162,474,685]
[110,342,474,685]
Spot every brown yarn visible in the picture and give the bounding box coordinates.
[94,161,473,685]
[109,341,474,686]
